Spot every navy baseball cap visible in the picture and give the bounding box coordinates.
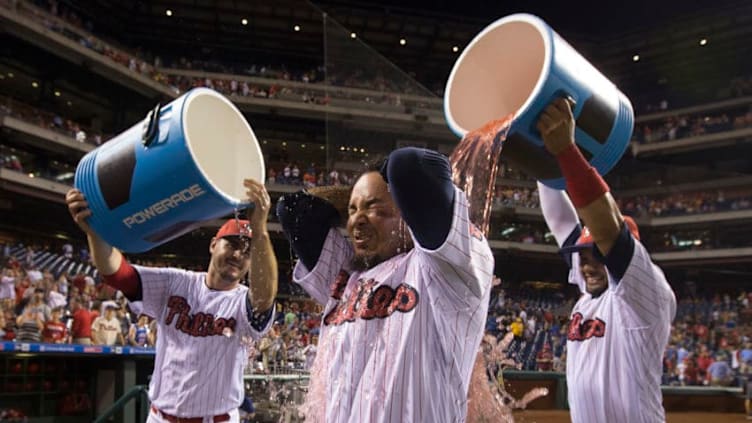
[560,216,640,256]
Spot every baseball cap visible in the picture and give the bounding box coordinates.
[215,219,252,239]
[560,216,640,255]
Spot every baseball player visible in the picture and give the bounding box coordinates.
[65,178,277,423]
[277,147,494,422]
[535,98,676,423]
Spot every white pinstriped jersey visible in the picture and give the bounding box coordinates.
[135,266,273,417]
[566,241,676,423]
[294,187,493,423]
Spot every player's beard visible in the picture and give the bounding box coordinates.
[350,253,385,271]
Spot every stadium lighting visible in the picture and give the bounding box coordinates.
[66,101,72,106]
[294,25,300,32]
[31,81,39,88]
[301,144,306,148]
[399,38,406,46]
[6,72,13,78]
[54,90,61,97]
[452,46,459,52]
[699,38,707,46]
[241,18,248,26]
[320,145,325,150]
[350,32,357,39]
[632,54,640,62]
[165,9,173,17]
[281,141,287,146]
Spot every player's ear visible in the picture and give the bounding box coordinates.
[209,237,218,255]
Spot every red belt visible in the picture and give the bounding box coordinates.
[150,405,230,423]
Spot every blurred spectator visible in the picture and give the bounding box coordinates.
[42,306,69,343]
[47,283,67,309]
[510,317,524,339]
[91,304,124,346]
[707,354,734,386]
[128,315,152,347]
[536,344,553,371]
[62,242,73,259]
[70,296,93,344]
[26,288,51,321]
[15,306,43,342]
[0,268,16,309]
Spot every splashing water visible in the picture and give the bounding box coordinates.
[297,330,334,422]
[449,114,514,236]
[467,333,549,422]
[449,115,549,421]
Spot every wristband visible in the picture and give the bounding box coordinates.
[556,144,609,208]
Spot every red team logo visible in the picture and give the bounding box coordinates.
[567,312,606,341]
[329,270,350,300]
[165,296,237,337]
[324,277,419,326]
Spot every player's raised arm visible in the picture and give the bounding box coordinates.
[243,179,278,313]
[382,147,454,249]
[537,181,581,249]
[536,98,623,256]
[65,188,142,301]
[276,185,351,270]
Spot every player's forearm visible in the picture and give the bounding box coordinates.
[575,194,623,255]
[249,228,277,313]
[555,144,622,255]
[86,232,123,275]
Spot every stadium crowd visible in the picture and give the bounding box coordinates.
[632,106,752,145]
[13,0,752,115]
[5,240,752,391]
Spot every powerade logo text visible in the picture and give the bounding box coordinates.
[122,184,206,228]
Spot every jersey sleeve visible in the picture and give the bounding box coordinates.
[236,297,276,340]
[537,182,581,248]
[413,187,494,299]
[133,265,175,319]
[611,239,677,328]
[292,228,353,306]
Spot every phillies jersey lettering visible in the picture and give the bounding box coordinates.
[134,266,273,417]
[165,296,237,337]
[323,279,419,326]
[294,187,494,423]
[566,312,606,341]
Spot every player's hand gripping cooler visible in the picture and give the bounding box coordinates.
[444,13,634,188]
[74,88,265,252]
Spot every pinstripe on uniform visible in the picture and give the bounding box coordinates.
[294,188,494,423]
[136,266,273,417]
[566,241,676,423]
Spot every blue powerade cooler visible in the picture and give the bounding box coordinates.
[444,13,633,189]
[74,88,265,253]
